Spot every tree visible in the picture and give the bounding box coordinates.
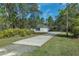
[47,16,54,30]
[0,3,40,29]
[55,8,67,31]
[56,3,79,37]
[72,18,79,37]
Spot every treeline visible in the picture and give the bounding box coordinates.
[0,3,54,30]
[1,3,79,37]
[0,3,39,29]
[56,3,79,37]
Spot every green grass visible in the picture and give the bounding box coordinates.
[23,34,79,56]
[0,34,35,47]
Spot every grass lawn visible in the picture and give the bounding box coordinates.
[0,34,36,47]
[22,33,79,56]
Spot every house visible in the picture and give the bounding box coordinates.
[34,24,49,33]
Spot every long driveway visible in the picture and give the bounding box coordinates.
[13,34,52,47]
[0,34,53,56]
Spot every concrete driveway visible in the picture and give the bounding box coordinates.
[0,34,53,56]
[13,34,52,47]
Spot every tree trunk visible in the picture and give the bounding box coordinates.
[66,4,69,37]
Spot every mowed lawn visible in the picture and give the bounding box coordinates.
[23,33,79,56]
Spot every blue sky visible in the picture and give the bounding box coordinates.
[39,3,66,20]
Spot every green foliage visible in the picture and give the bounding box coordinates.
[0,17,6,24]
[18,29,33,36]
[72,26,79,37]
[0,3,39,29]
[47,16,54,25]
[0,28,33,38]
[71,18,79,37]
[47,16,54,31]
[72,18,79,26]
[56,4,79,37]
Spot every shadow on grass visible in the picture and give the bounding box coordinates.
[55,34,74,39]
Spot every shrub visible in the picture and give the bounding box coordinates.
[19,29,28,37]
[17,29,34,37]
[72,26,79,37]
[0,28,33,38]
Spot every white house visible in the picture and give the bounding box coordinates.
[34,25,49,33]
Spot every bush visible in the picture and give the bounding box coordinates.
[0,28,33,38]
[72,26,79,37]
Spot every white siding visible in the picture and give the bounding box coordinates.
[34,28,49,32]
[40,28,48,32]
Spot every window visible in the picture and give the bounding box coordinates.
[36,28,40,31]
